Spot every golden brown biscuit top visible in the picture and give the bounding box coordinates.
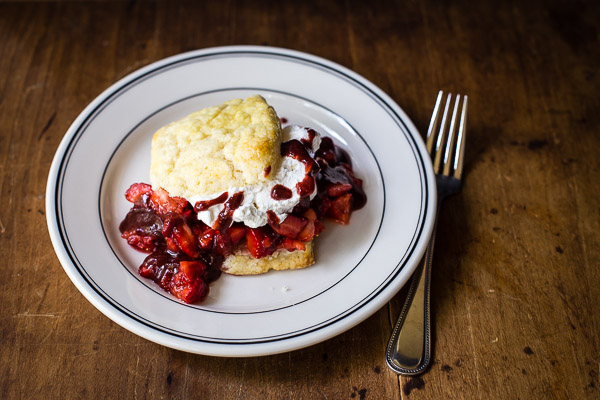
[150,95,282,198]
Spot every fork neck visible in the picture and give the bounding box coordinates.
[435,175,461,201]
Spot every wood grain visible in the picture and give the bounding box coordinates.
[0,1,598,399]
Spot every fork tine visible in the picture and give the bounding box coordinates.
[454,95,468,179]
[425,91,444,154]
[433,93,452,173]
[442,95,461,176]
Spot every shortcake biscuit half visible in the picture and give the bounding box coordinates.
[222,242,315,275]
[150,95,282,198]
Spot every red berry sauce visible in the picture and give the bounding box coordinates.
[194,192,228,212]
[212,191,244,230]
[271,184,293,200]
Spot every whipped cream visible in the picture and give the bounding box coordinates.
[188,125,320,229]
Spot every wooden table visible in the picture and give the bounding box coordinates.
[1,1,598,398]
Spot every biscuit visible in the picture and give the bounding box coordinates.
[150,95,282,198]
[222,242,315,275]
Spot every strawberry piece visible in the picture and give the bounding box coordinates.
[180,260,207,275]
[171,220,200,258]
[119,206,163,252]
[266,210,280,225]
[125,183,153,205]
[312,194,331,218]
[227,225,246,245]
[125,234,159,253]
[138,263,154,279]
[159,269,175,290]
[213,230,233,256]
[162,216,200,257]
[164,237,180,253]
[292,196,311,214]
[320,163,367,210]
[327,182,353,197]
[149,188,189,216]
[138,250,182,290]
[269,214,308,239]
[279,237,306,252]
[297,208,323,242]
[326,193,352,225]
[246,227,276,258]
[303,208,317,222]
[314,219,325,236]
[139,261,174,289]
[169,261,208,303]
[198,228,216,250]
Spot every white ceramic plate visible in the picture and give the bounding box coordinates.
[46,46,436,357]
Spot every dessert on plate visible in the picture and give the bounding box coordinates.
[119,95,366,303]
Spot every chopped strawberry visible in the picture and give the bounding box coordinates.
[125,183,153,205]
[279,237,306,252]
[179,260,207,278]
[292,196,311,214]
[124,234,159,253]
[159,269,175,290]
[138,263,154,279]
[139,261,173,290]
[171,220,200,258]
[314,219,325,236]
[327,182,353,197]
[297,208,322,242]
[138,250,181,290]
[266,210,280,225]
[164,237,180,253]
[198,228,216,250]
[169,261,208,303]
[119,205,163,252]
[326,193,352,225]
[162,216,199,257]
[312,194,331,218]
[350,178,367,210]
[296,219,314,242]
[213,230,233,256]
[269,214,308,239]
[191,220,209,236]
[227,225,246,245]
[303,208,317,222]
[149,188,189,216]
[246,226,276,258]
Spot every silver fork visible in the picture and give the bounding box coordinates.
[386,91,468,375]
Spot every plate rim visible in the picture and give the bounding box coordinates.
[46,45,436,356]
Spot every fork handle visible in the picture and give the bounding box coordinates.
[385,226,436,375]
